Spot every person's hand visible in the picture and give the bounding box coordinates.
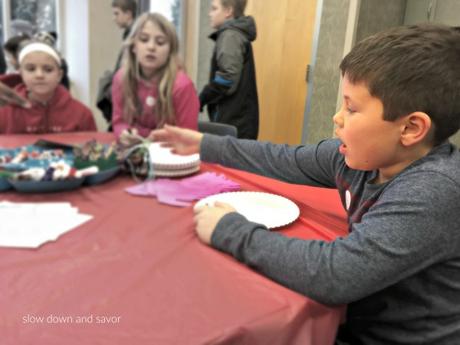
[0,81,31,108]
[119,128,144,146]
[193,201,236,244]
[149,124,203,155]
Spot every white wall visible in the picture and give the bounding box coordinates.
[150,0,174,19]
[89,0,122,130]
[62,0,89,105]
[62,0,120,131]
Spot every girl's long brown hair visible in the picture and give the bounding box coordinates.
[121,12,180,127]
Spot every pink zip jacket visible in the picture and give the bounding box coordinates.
[112,69,199,138]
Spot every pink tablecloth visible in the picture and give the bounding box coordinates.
[0,132,347,345]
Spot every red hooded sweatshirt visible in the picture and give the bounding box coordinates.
[0,83,97,134]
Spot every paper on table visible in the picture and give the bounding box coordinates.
[125,172,240,207]
[0,201,92,248]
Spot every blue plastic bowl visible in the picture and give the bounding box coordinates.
[9,178,85,193]
[84,167,121,186]
[0,178,12,192]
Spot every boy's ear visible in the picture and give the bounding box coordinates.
[224,6,234,19]
[400,112,432,147]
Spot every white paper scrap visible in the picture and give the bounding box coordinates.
[0,201,92,248]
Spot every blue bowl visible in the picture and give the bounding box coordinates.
[84,167,120,186]
[0,178,12,192]
[9,178,85,193]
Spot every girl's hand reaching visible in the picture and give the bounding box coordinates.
[149,124,204,155]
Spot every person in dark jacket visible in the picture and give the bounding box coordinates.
[200,0,259,139]
[96,0,137,131]
[111,0,137,70]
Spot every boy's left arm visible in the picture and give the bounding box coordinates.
[201,134,340,188]
[207,172,460,305]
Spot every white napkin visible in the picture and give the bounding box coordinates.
[0,201,92,248]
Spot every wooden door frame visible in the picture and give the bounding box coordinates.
[182,0,201,83]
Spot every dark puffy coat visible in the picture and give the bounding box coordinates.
[200,16,259,139]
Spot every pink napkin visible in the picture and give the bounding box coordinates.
[125,172,240,207]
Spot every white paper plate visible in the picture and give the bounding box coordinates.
[154,165,200,177]
[194,191,300,229]
[149,142,200,170]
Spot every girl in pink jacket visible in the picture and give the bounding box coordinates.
[111,13,199,138]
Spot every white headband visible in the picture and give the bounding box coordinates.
[18,42,62,66]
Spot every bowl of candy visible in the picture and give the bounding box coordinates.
[0,170,13,191]
[8,161,87,193]
[73,140,120,185]
[1,140,122,193]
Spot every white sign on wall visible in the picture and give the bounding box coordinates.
[150,0,175,20]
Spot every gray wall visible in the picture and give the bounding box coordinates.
[404,0,460,145]
[355,0,406,43]
[304,0,350,144]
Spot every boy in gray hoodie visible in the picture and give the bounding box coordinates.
[153,24,460,344]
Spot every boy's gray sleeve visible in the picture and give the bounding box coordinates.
[211,172,460,305]
[200,134,341,188]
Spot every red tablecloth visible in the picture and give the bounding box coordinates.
[0,133,348,345]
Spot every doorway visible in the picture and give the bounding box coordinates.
[246,0,318,144]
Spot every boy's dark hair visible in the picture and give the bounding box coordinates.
[340,24,460,145]
[112,0,137,16]
[3,34,30,58]
[221,0,247,18]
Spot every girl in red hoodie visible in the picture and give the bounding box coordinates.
[0,41,97,134]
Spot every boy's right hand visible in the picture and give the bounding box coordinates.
[0,81,31,108]
[149,124,204,155]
